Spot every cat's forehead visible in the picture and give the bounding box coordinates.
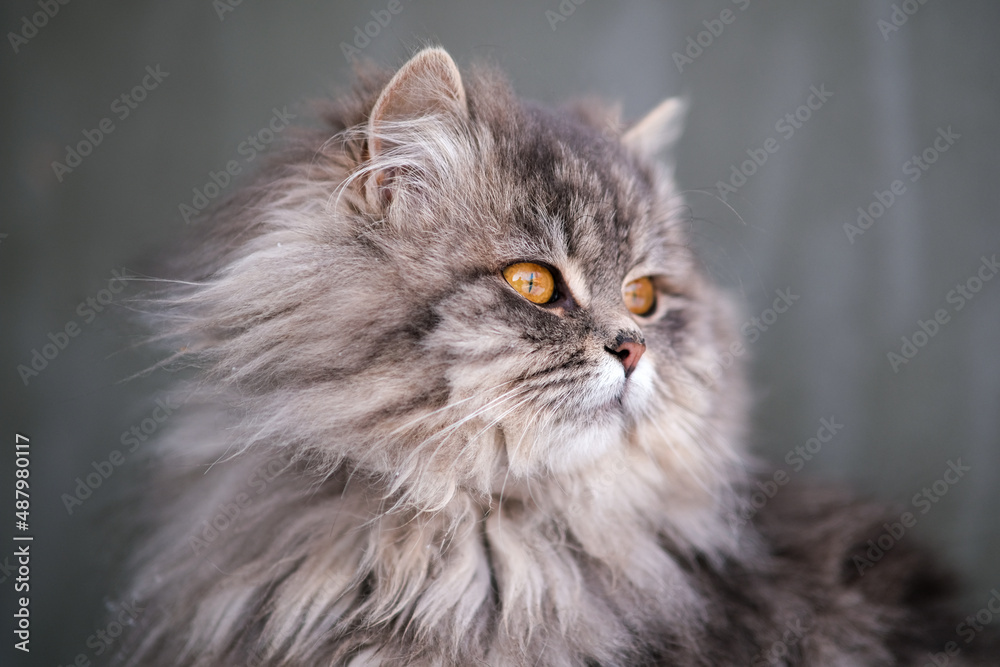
[478,103,674,276]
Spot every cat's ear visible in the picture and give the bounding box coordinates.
[622,96,688,160]
[365,47,468,208]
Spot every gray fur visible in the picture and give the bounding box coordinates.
[114,49,993,666]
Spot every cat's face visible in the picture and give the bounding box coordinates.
[174,49,742,505]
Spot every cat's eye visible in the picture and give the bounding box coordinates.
[503,262,556,304]
[623,277,656,316]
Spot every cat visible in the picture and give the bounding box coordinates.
[113,47,995,666]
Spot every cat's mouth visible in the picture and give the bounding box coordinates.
[593,355,655,414]
[524,357,655,433]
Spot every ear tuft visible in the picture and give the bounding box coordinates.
[369,47,467,137]
[623,96,688,159]
[365,47,468,208]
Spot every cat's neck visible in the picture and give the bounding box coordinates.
[334,441,748,660]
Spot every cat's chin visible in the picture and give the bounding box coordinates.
[499,359,657,477]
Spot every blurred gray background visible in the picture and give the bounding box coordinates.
[2,1,998,664]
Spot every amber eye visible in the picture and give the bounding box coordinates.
[623,277,656,316]
[503,262,556,304]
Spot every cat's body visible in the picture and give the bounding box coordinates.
[116,49,992,666]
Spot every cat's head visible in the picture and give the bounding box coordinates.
[162,48,746,508]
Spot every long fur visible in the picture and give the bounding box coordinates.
[113,49,993,666]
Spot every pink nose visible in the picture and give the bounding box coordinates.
[606,339,646,378]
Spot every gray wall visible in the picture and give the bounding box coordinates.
[2,1,998,664]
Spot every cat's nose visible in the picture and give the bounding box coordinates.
[605,336,646,378]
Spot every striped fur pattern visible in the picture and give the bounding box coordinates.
[115,49,990,666]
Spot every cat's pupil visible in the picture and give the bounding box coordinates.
[503,262,556,304]
[623,277,656,316]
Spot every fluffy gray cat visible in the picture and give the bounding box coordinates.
[114,48,994,666]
